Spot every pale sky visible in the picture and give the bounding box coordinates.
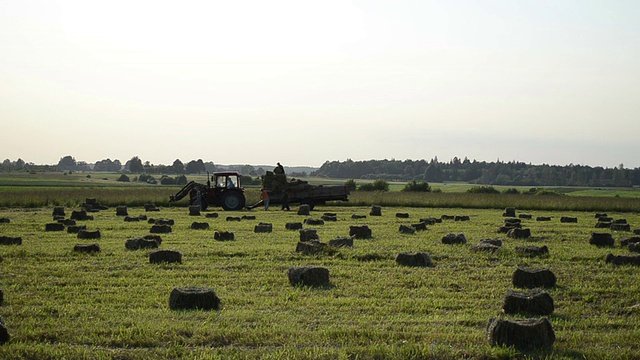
[1,0,639,168]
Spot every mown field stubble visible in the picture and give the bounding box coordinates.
[1,204,640,359]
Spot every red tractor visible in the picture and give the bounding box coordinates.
[169,171,246,211]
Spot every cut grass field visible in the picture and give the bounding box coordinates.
[1,204,640,359]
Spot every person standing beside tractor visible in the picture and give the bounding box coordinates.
[281,190,290,211]
[260,188,270,210]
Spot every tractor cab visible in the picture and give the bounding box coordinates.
[213,172,241,189]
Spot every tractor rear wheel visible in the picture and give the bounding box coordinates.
[221,191,246,211]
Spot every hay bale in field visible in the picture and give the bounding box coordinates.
[351,214,367,219]
[297,204,311,216]
[143,234,162,245]
[144,204,160,212]
[395,252,434,267]
[67,225,86,234]
[254,223,273,233]
[369,205,382,216]
[420,217,438,225]
[505,218,522,226]
[226,216,241,222]
[595,213,608,219]
[285,222,303,231]
[512,267,557,289]
[0,218,9,224]
[0,318,10,344]
[125,237,159,250]
[480,238,503,247]
[296,240,327,255]
[628,243,640,253]
[73,243,101,253]
[589,233,614,247]
[441,215,455,220]
[515,245,549,257]
[70,210,93,221]
[399,224,415,234]
[150,224,172,234]
[116,206,128,216]
[205,212,219,218]
[455,215,470,221]
[190,222,209,230]
[595,221,612,229]
[149,249,182,264]
[45,223,65,232]
[0,236,22,245]
[507,228,532,239]
[288,266,330,287]
[189,206,201,216]
[329,236,354,248]
[487,317,555,351]
[124,216,141,222]
[321,214,337,222]
[442,233,467,245]
[634,229,640,235]
[614,219,628,224]
[52,206,66,217]
[536,216,552,222]
[503,289,554,315]
[304,218,325,226]
[598,216,613,222]
[153,218,174,226]
[241,215,256,220]
[349,225,372,239]
[610,223,631,232]
[560,216,578,223]
[472,239,502,253]
[503,207,516,217]
[605,253,640,266]
[0,290,3,305]
[169,287,220,310]
[58,219,76,226]
[519,214,533,219]
[396,213,409,219]
[299,228,319,242]
[77,229,101,240]
[214,231,235,241]
[620,237,640,247]
[411,222,427,231]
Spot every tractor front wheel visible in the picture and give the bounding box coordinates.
[221,191,246,211]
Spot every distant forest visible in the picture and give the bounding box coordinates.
[310,158,639,187]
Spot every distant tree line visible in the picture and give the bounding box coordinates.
[312,157,640,187]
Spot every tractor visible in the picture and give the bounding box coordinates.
[169,171,246,211]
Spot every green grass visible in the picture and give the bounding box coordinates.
[1,205,640,359]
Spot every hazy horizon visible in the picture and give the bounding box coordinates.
[2,1,639,169]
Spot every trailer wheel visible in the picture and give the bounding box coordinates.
[222,192,246,211]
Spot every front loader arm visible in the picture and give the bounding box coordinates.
[169,181,198,202]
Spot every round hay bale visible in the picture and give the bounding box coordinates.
[442,233,467,245]
[124,216,140,222]
[116,206,128,216]
[560,216,578,223]
[296,240,327,255]
[226,216,241,222]
[288,266,330,287]
[305,218,325,226]
[214,231,235,241]
[58,219,76,226]
[411,222,427,231]
[369,205,382,216]
[503,289,554,315]
[589,233,614,247]
[169,287,220,310]
[52,206,66,217]
[299,228,319,242]
[150,224,172,234]
[285,222,303,231]
[395,252,434,267]
[605,253,640,266]
[125,238,159,250]
[595,221,612,229]
[455,215,470,221]
[297,204,311,216]
[45,223,65,232]
[189,206,201,216]
[487,317,555,351]
[507,228,532,239]
[399,224,415,234]
[73,243,101,253]
[67,225,86,234]
[190,222,209,230]
[205,212,219,218]
[241,215,256,220]
[321,214,337,222]
[396,213,409,219]
[610,223,631,232]
[515,245,549,257]
[0,217,10,224]
[351,214,367,220]
[329,236,354,248]
[518,214,533,219]
[254,223,273,233]
[77,229,101,240]
[0,236,22,245]
[349,225,372,239]
[503,207,516,217]
[149,249,182,264]
[536,216,552,221]
[512,267,557,289]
